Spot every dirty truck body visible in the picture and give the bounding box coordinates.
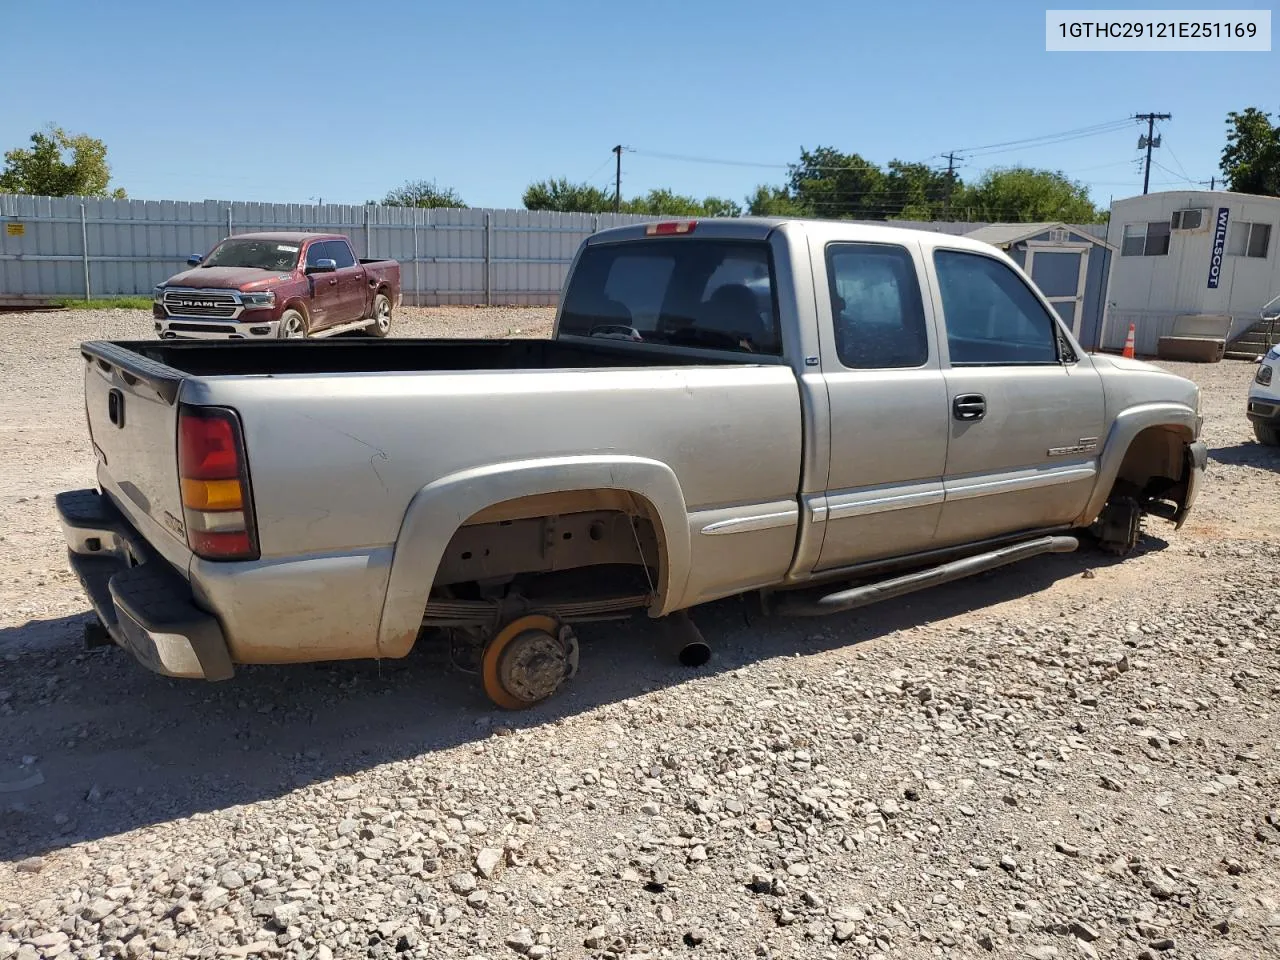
[59,218,1207,702]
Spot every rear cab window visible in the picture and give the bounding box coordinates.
[558,239,780,356]
[825,242,929,369]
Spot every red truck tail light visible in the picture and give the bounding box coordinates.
[178,406,259,561]
[645,220,697,236]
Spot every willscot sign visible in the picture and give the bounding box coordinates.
[1207,207,1230,289]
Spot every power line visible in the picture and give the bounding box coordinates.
[580,154,616,185]
[961,123,1138,159]
[952,118,1135,155]
[1149,159,1198,186]
[1154,123,1197,186]
[627,148,936,174]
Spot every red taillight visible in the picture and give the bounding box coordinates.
[179,413,239,479]
[177,406,258,561]
[645,220,697,236]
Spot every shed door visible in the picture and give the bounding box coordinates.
[1025,243,1090,336]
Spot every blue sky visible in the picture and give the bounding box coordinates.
[2,0,1272,210]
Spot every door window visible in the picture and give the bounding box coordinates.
[328,240,357,268]
[826,243,928,369]
[305,241,332,268]
[933,249,1060,365]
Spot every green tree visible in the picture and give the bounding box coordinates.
[1220,107,1280,196]
[0,125,126,197]
[787,147,887,220]
[955,167,1103,223]
[381,178,466,208]
[698,195,745,218]
[883,160,956,221]
[621,188,741,217]
[522,178,614,212]
[745,184,808,217]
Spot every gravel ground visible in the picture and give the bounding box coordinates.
[1,308,1279,960]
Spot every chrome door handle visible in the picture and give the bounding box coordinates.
[953,394,986,421]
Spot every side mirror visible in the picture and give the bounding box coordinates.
[187,255,203,266]
[307,258,337,274]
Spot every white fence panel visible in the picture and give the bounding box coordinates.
[2,194,1104,306]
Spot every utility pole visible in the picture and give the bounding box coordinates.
[1135,112,1171,194]
[942,152,960,220]
[1199,176,1217,191]
[612,145,622,214]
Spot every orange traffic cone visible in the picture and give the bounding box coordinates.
[1122,322,1136,359]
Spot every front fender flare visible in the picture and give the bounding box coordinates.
[1077,402,1197,525]
[375,455,691,658]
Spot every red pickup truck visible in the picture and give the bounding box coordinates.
[152,232,401,340]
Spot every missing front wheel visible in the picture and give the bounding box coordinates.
[1089,496,1144,556]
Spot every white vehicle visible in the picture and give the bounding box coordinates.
[1248,344,1280,446]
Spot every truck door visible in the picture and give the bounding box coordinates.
[328,239,368,323]
[815,239,950,571]
[303,240,339,329]
[927,247,1105,546]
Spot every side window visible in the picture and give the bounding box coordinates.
[305,241,331,268]
[826,243,928,369]
[933,249,1059,365]
[329,240,357,269]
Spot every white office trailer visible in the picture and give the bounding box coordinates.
[1101,191,1279,357]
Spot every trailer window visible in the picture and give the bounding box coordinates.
[560,240,779,355]
[1227,221,1272,259]
[1121,221,1170,257]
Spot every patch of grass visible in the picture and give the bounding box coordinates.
[51,297,154,310]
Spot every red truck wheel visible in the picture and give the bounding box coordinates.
[278,309,307,339]
[368,294,392,338]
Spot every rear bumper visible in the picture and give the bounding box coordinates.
[55,489,234,680]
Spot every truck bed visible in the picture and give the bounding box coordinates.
[116,337,767,378]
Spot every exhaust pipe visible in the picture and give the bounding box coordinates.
[776,535,1079,617]
[663,611,711,667]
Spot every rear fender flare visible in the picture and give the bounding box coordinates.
[1077,402,1197,524]
[375,455,691,658]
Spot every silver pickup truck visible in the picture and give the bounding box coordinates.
[58,217,1207,709]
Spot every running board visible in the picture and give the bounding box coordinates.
[775,535,1079,617]
[309,318,377,339]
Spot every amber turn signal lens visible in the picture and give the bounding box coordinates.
[181,477,244,511]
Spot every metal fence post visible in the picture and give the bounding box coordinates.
[591,215,599,234]
[365,205,372,258]
[227,205,233,237]
[412,209,420,308]
[483,212,492,306]
[79,203,90,301]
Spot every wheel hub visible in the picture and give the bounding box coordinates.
[497,630,569,702]
[481,614,578,709]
